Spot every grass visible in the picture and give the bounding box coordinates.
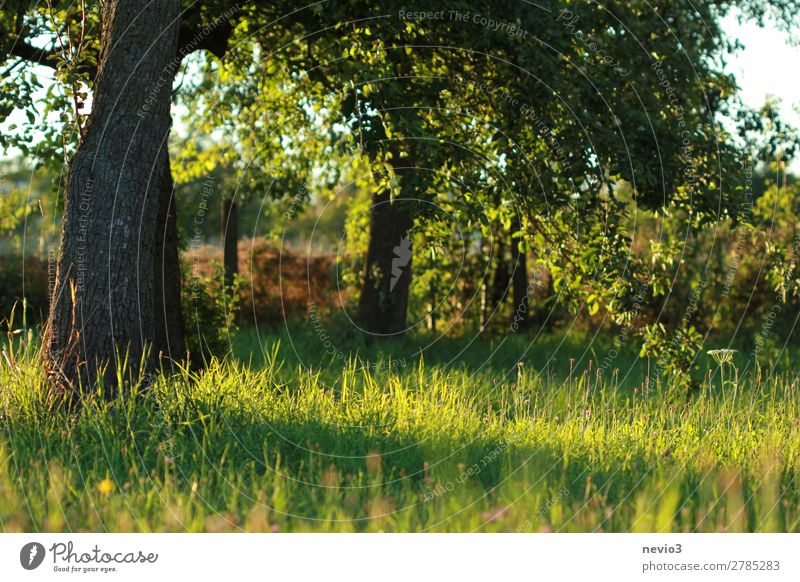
[1,323,800,532]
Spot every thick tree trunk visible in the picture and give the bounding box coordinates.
[357,188,416,338]
[221,196,239,289]
[510,220,529,331]
[154,150,186,363]
[44,0,181,398]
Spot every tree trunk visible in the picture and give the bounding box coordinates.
[44,0,181,398]
[484,239,509,327]
[154,149,186,363]
[427,279,437,334]
[510,220,529,331]
[480,236,489,328]
[221,196,239,289]
[357,189,416,338]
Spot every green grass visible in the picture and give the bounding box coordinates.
[1,325,800,532]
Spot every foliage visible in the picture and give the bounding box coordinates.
[0,157,60,248]
[181,259,240,366]
[0,181,35,238]
[0,0,100,159]
[641,323,704,395]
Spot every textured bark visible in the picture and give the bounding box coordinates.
[510,220,529,330]
[44,0,181,398]
[357,181,416,337]
[221,196,239,289]
[154,150,186,363]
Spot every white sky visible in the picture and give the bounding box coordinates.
[723,14,800,142]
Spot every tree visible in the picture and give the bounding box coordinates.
[399,0,800,337]
[221,194,238,290]
[2,1,247,380]
[356,159,420,336]
[179,0,800,340]
[509,217,529,331]
[42,0,181,396]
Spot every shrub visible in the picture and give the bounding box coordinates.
[182,259,240,367]
[0,254,50,328]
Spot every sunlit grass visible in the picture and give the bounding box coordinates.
[1,326,799,532]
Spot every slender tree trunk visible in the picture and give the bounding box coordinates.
[221,196,239,289]
[480,236,489,328]
[484,239,509,327]
[154,149,186,363]
[427,279,437,334]
[357,187,416,338]
[44,0,181,398]
[510,220,529,331]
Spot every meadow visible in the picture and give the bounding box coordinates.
[2,324,799,533]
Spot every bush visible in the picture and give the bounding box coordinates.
[0,254,50,328]
[182,259,240,366]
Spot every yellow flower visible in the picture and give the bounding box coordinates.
[98,478,115,495]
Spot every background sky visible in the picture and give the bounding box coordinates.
[723,13,800,155]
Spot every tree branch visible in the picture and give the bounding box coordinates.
[6,40,60,69]
[177,17,234,60]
